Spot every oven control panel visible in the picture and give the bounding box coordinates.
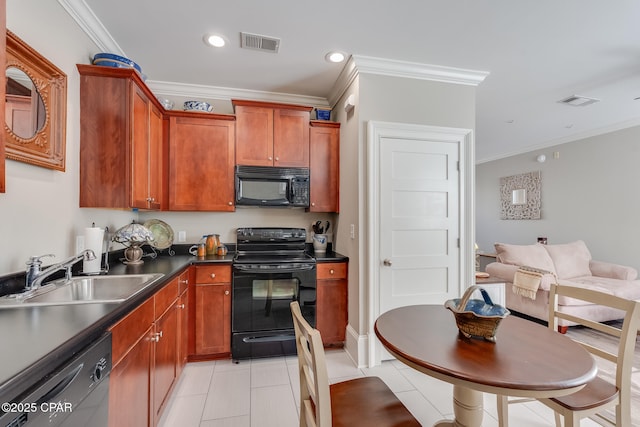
[237,227,306,242]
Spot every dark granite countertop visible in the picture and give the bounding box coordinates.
[0,247,347,404]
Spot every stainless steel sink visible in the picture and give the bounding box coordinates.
[0,273,164,308]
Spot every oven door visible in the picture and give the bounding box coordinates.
[232,263,316,359]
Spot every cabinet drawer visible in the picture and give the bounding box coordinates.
[110,297,154,365]
[317,262,347,280]
[155,278,179,316]
[195,265,231,283]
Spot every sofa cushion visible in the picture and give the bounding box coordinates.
[494,243,556,274]
[558,276,640,304]
[544,240,592,279]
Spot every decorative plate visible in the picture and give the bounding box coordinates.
[143,219,174,250]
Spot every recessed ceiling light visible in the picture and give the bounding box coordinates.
[204,34,226,48]
[325,51,345,63]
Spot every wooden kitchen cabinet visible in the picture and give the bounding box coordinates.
[168,112,235,211]
[109,298,155,427]
[233,99,312,167]
[316,262,348,346]
[109,272,185,427]
[176,269,190,378]
[309,121,340,212]
[192,265,231,357]
[152,278,179,423]
[78,64,165,209]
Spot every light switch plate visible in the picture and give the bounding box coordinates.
[178,231,186,242]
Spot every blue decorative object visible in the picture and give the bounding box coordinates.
[183,100,213,112]
[316,108,331,120]
[92,53,142,72]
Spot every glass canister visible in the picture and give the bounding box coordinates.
[205,234,220,256]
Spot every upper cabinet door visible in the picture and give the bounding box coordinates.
[233,100,311,168]
[309,121,340,212]
[234,105,273,166]
[168,114,236,211]
[273,108,310,167]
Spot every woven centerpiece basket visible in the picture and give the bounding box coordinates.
[444,285,510,342]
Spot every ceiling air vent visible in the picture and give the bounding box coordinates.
[558,95,600,107]
[241,32,280,53]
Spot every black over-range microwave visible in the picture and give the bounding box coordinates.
[235,165,310,207]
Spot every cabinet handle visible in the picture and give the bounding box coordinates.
[224,290,230,296]
[228,201,233,206]
[383,259,393,266]
[210,273,216,279]
[275,156,279,161]
[146,197,155,202]
[151,331,162,342]
[268,156,273,161]
[311,202,315,207]
[176,303,185,309]
[179,279,188,285]
[330,269,334,275]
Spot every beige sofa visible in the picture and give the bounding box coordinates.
[485,240,640,332]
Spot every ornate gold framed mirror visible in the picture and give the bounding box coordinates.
[5,30,67,171]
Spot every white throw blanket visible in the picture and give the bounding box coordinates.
[513,266,555,300]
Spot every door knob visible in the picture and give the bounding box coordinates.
[383,259,392,266]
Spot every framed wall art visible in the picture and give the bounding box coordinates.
[500,171,541,220]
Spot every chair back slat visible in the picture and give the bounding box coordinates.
[291,301,332,427]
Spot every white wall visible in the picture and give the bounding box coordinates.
[0,1,335,276]
[476,125,640,271]
[340,72,477,365]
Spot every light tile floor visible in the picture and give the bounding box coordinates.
[158,349,602,427]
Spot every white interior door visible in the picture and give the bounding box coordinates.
[379,137,459,313]
[368,121,471,366]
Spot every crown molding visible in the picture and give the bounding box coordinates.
[327,55,490,108]
[57,0,125,54]
[146,80,329,107]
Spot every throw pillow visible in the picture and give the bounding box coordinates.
[494,243,556,274]
[544,240,592,279]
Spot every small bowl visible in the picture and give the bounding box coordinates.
[92,53,142,73]
[184,100,213,113]
[157,97,174,110]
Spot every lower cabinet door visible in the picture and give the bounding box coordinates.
[109,327,153,427]
[153,303,179,421]
[195,283,231,355]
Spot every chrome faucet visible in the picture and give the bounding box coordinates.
[25,250,97,291]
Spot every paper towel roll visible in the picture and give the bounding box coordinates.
[83,227,104,273]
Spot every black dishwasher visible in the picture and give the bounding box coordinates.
[0,332,112,427]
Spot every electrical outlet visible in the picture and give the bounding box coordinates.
[178,231,187,243]
[76,235,85,253]
[350,224,355,239]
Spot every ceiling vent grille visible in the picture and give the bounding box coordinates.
[558,95,600,107]
[241,32,280,53]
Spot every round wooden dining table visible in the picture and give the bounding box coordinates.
[374,305,597,427]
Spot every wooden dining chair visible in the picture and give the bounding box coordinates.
[290,301,420,427]
[497,283,640,427]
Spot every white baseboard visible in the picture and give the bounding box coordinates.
[344,324,369,368]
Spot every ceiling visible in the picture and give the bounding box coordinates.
[76,0,640,162]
